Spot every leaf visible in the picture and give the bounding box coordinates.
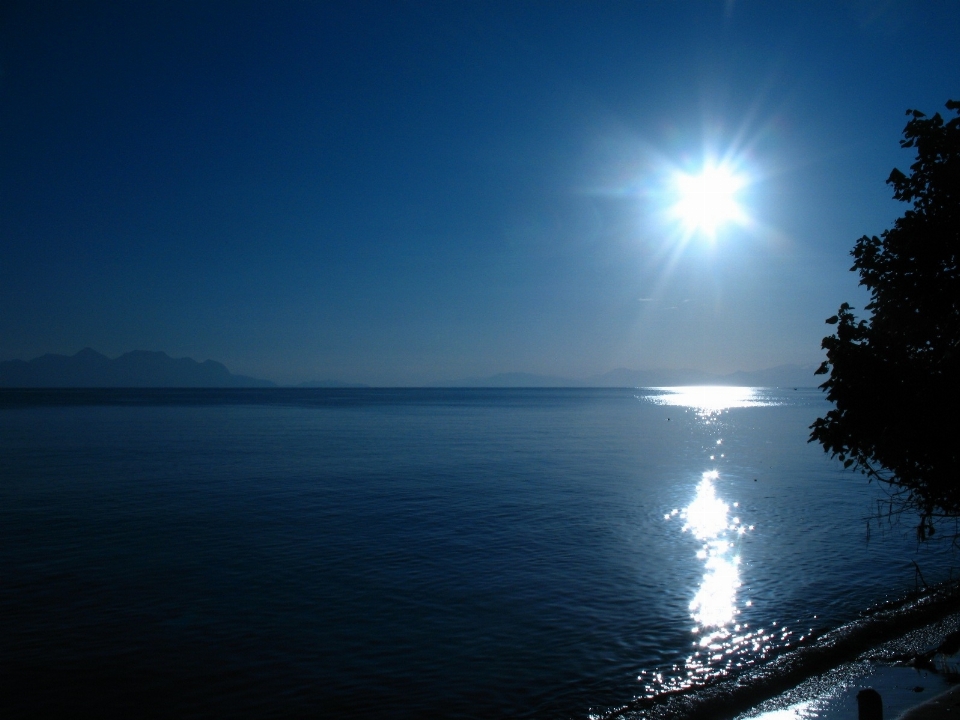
[811,99,960,541]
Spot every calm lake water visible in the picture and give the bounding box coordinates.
[0,387,954,718]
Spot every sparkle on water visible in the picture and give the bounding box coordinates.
[646,386,778,415]
[650,470,793,696]
[683,470,742,636]
[640,388,796,700]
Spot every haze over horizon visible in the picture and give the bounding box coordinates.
[2,2,957,386]
[0,346,821,388]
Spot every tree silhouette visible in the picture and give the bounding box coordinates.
[810,100,960,540]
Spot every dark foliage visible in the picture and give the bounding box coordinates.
[810,100,960,540]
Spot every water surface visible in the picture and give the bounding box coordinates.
[0,388,953,718]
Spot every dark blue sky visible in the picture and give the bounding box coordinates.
[2,1,957,384]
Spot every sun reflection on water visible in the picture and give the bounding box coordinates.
[641,469,796,699]
[683,470,743,639]
[645,386,777,415]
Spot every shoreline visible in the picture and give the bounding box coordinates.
[608,582,960,720]
[736,604,960,720]
[900,684,960,719]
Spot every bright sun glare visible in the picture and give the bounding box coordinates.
[670,163,746,236]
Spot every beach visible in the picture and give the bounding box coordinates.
[738,610,960,720]
[900,685,960,719]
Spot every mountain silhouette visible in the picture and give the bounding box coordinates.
[0,349,274,387]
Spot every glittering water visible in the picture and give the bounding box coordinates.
[0,388,954,719]
[638,389,816,702]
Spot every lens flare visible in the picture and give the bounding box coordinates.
[670,163,747,236]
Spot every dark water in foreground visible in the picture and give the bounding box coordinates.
[0,388,955,719]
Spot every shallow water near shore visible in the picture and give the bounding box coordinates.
[734,610,960,720]
[1,387,957,718]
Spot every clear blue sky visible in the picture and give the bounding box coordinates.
[2,1,957,385]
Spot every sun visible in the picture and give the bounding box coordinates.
[670,163,747,237]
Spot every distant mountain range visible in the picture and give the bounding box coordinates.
[0,348,274,388]
[0,349,822,389]
[442,364,822,388]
